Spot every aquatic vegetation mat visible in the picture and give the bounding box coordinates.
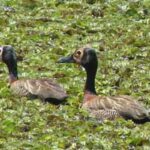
[0,0,150,149]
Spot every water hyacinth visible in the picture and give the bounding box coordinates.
[0,0,149,149]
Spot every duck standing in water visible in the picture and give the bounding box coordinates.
[58,46,150,123]
[0,45,68,103]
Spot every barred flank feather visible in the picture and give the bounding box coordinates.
[11,79,68,100]
[82,94,149,123]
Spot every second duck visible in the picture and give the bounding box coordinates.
[0,45,68,103]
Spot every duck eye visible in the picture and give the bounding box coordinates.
[76,51,81,55]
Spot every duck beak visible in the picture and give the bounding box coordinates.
[57,55,75,63]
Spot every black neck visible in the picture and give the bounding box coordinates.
[6,60,18,83]
[84,63,97,95]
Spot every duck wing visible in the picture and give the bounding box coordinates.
[10,79,68,100]
[82,95,149,123]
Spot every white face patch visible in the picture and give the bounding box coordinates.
[0,47,3,61]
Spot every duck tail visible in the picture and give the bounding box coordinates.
[134,109,150,124]
[133,117,150,124]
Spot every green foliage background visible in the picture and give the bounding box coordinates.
[0,0,150,149]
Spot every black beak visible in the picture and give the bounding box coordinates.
[57,55,75,63]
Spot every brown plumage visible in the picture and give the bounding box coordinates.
[58,46,150,123]
[0,45,68,102]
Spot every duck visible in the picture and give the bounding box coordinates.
[57,46,150,123]
[0,45,68,103]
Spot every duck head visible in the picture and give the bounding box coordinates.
[0,45,17,64]
[57,46,98,70]
[58,46,98,94]
[0,45,18,83]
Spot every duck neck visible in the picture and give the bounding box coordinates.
[84,64,97,95]
[6,60,18,84]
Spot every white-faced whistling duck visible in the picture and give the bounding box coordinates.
[0,45,68,103]
[58,46,150,123]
